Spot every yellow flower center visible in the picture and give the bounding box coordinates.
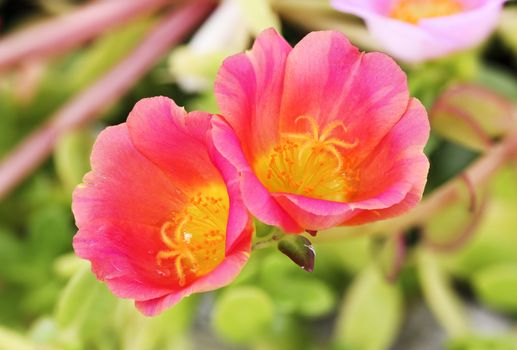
[390,0,463,24]
[156,186,228,286]
[254,116,359,202]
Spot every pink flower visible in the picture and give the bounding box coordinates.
[212,29,429,233]
[331,0,507,62]
[72,97,252,316]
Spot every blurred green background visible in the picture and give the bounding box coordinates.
[0,0,517,349]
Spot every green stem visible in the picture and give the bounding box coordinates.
[252,231,284,250]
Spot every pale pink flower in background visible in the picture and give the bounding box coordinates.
[331,0,507,63]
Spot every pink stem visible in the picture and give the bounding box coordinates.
[0,0,215,199]
[386,232,406,283]
[424,194,488,252]
[0,0,171,72]
[460,173,477,213]
[408,129,517,227]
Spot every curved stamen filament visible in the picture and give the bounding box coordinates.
[295,115,319,139]
[156,187,228,287]
[255,115,360,201]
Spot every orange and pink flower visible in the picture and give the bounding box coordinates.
[213,29,430,233]
[72,97,252,316]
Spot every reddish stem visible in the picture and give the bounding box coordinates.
[386,232,407,283]
[460,173,477,213]
[405,128,517,229]
[0,0,171,72]
[0,0,215,199]
[424,194,488,252]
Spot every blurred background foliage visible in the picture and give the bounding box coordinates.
[0,0,517,349]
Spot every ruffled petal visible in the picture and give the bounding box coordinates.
[72,124,185,230]
[344,156,429,225]
[73,222,175,298]
[215,28,292,157]
[135,227,252,316]
[280,31,409,161]
[127,96,221,188]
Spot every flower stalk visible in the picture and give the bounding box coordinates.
[0,0,172,72]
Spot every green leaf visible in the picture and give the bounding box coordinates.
[289,279,336,318]
[472,264,517,313]
[54,129,95,194]
[55,266,117,344]
[257,314,307,350]
[28,203,72,258]
[212,286,274,345]
[258,254,335,316]
[0,326,34,350]
[115,297,198,350]
[333,265,403,350]
[417,249,470,337]
[277,235,315,272]
[314,235,371,273]
[53,253,89,278]
[28,317,58,345]
[448,336,517,350]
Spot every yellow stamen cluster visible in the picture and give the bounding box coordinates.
[156,188,228,286]
[390,0,463,24]
[255,116,359,202]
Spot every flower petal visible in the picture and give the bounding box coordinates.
[74,222,175,300]
[211,116,302,232]
[419,0,505,49]
[344,157,429,225]
[280,31,409,161]
[272,98,429,229]
[215,28,292,156]
[127,96,221,188]
[135,229,252,316]
[72,124,185,229]
[353,98,429,201]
